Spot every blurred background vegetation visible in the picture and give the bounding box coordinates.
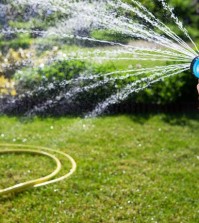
[0,0,199,115]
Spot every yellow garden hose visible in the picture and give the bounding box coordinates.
[0,144,77,196]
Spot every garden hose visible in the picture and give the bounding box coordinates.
[0,144,76,196]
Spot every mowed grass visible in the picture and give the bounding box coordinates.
[0,114,199,223]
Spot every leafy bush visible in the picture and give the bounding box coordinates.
[0,75,16,96]
[133,71,197,104]
[15,60,88,91]
[2,59,115,115]
[0,48,32,79]
[4,58,196,116]
[0,34,31,53]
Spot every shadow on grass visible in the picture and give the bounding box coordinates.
[0,190,26,202]
[127,111,199,126]
[1,109,199,127]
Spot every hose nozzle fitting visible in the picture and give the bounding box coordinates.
[191,56,199,78]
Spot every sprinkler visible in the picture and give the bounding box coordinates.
[191,56,199,78]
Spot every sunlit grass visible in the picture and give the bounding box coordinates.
[0,114,198,222]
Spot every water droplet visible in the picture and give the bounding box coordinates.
[22,138,27,143]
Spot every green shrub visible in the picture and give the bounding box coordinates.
[133,71,197,104]
[0,34,31,52]
[11,58,197,116]
[15,60,88,92]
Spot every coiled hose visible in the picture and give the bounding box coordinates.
[0,144,76,196]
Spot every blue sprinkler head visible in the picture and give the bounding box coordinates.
[191,56,199,78]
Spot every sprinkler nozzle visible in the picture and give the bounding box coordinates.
[191,56,199,78]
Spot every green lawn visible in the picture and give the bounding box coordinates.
[0,114,199,223]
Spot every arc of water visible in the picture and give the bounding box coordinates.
[49,5,195,59]
[86,64,190,117]
[60,47,192,61]
[24,64,189,116]
[0,27,192,61]
[53,37,192,62]
[1,0,197,118]
[100,13,180,49]
[157,0,199,53]
[74,64,190,98]
[24,65,189,118]
[129,0,198,56]
[53,47,191,63]
[123,0,197,56]
[71,57,191,63]
[15,63,190,103]
[109,0,197,58]
[46,31,195,60]
[101,15,195,58]
[78,48,191,59]
[4,0,197,58]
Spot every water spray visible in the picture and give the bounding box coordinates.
[0,144,76,196]
[191,56,199,78]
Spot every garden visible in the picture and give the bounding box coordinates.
[0,0,199,222]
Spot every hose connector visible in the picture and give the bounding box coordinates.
[191,56,199,78]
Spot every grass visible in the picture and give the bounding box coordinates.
[0,114,199,223]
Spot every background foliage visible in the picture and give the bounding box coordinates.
[0,0,199,115]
